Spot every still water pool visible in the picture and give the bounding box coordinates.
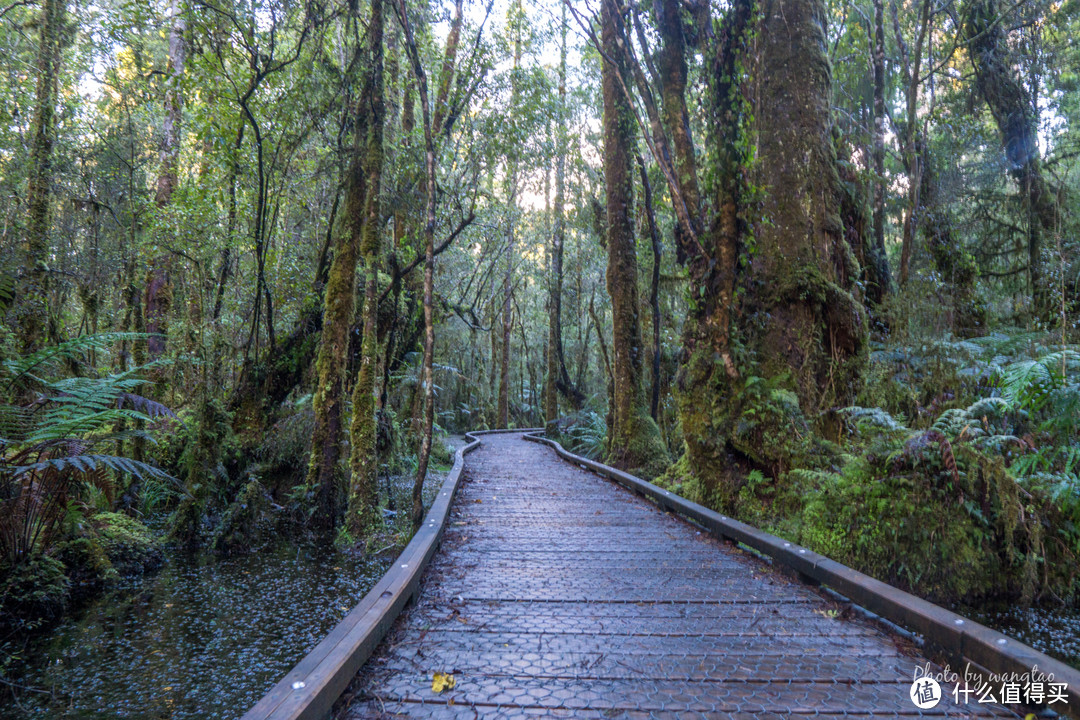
[0,544,387,720]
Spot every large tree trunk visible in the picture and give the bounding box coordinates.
[305,44,370,533]
[347,0,385,540]
[676,0,865,507]
[964,0,1060,315]
[601,0,669,479]
[20,0,67,353]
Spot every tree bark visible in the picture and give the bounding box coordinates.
[20,0,67,353]
[396,0,439,529]
[347,0,384,540]
[676,0,865,507]
[305,40,370,533]
[868,0,893,304]
[497,0,521,429]
[601,0,669,478]
[636,153,662,422]
[654,0,701,264]
[544,4,569,430]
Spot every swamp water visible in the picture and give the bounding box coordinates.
[0,544,387,720]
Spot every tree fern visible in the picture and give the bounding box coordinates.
[0,335,177,565]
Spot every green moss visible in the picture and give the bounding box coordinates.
[93,512,163,575]
[54,536,118,601]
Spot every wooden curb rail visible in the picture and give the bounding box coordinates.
[242,428,540,720]
[523,431,1080,718]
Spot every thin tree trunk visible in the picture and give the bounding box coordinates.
[20,0,67,353]
[601,0,668,478]
[498,1,521,429]
[544,4,569,429]
[894,0,931,287]
[868,0,893,303]
[636,153,662,422]
[396,0,440,529]
[654,0,701,263]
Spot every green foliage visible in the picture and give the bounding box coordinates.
[556,411,607,460]
[0,555,69,635]
[0,334,175,566]
[709,334,1080,606]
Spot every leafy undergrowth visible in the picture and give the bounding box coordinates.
[659,331,1080,608]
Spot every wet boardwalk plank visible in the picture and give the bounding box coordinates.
[343,433,1016,719]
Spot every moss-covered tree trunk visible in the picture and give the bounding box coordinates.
[347,0,384,541]
[655,0,701,264]
[675,0,865,507]
[20,0,67,354]
[601,0,669,479]
[305,39,371,533]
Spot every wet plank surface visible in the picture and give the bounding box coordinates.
[343,433,1017,719]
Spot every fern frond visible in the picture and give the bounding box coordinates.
[932,408,968,437]
[841,406,907,432]
[965,397,1011,418]
[118,392,177,419]
[2,333,148,389]
[13,454,175,482]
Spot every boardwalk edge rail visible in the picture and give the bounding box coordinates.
[243,428,539,720]
[523,431,1080,716]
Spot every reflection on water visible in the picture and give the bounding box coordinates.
[0,544,387,720]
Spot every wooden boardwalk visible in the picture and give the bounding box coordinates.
[343,433,1017,718]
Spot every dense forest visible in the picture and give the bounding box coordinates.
[2,0,1080,681]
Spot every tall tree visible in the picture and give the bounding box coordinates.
[498,0,522,429]
[347,0,385,540]
[601,0,669,478]
[676,0,865,506]
[893,0,933,286]
[20,0,67,353]
[965,0,1062,314]
[305,14,372,532]
[868,0,893,304]
[653,0,701,263]
[544,2,570,429]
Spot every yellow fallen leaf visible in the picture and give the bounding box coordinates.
[431,672,456,693]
